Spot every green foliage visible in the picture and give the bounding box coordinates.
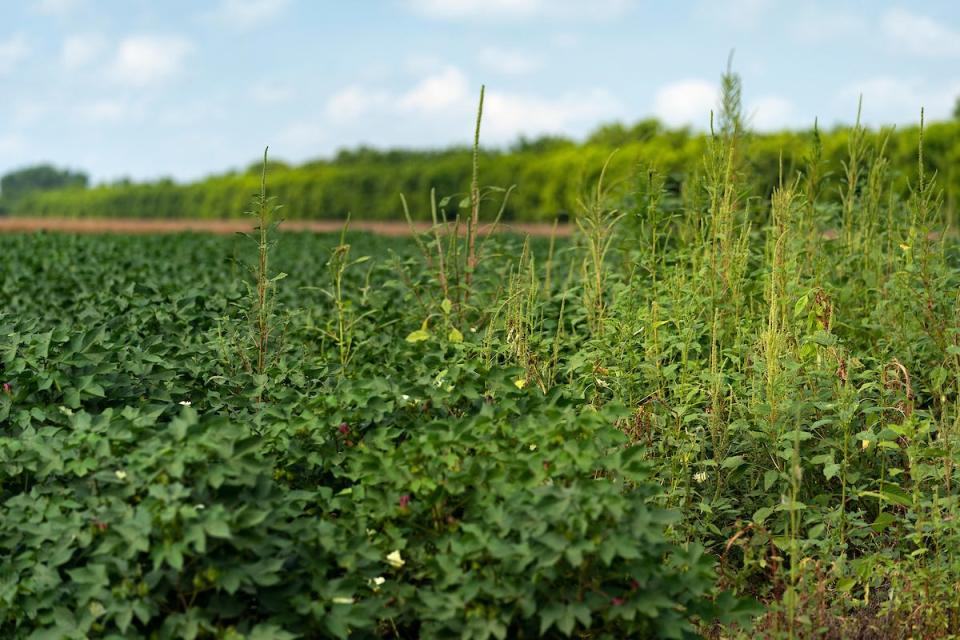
[0,230,749,638]
[9,119,960,223]
[1,164,88,210]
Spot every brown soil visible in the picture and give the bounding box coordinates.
[0,217,572,237]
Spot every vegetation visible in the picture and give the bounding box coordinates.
[0,164,88,213]
[4,75,960,639]
[3,115,960,225]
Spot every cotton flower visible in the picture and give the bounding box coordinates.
[332,596,354,605]
[369,576,386,591]
[115,470,128,480]
[179,400,192,406]
[386,550,405,568]
[693,471,708,483]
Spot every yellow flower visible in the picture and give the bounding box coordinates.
[514,378,527,390]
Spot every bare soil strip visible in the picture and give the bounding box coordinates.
[0,217,572,237]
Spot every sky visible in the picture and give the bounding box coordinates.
[2,0,960,184]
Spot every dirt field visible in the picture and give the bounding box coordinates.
[0,217,571,237]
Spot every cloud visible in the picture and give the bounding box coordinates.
[881,8,960,57]
[203,0,292,29]
[839,76,960,123]
[110,35,193,87]
[62,34,105,69]
[323,65,623,147]
[477,47,541,75]
[326,85,390,122]
[652,79,718,128]
[0,34,29,74]
[407,0,629,21]
[482,88,623,141]
[747,96,796,131]
[398,66,471,112]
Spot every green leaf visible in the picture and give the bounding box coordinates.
[405,329,430,343]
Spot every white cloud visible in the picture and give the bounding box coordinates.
[881,8,960,57]
[408,0,629,21]
[110,35,192,87]
[62,34,105,70]
[478,47,541,75]
[482,88,623,141]
[204,0,292,29]
[840,76,960,123]
[323,65,622,147]
[652,79,718,128]
[398,66,471,112]
[326,85,390,122]
[747,96,796,131]
[0,34,29,74]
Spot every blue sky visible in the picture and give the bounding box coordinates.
[2,0,960,183]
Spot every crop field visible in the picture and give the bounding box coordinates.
[4,90,960,639]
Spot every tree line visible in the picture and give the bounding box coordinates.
[2,117,958,222]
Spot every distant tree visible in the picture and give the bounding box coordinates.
[0,164,88,204]
[245,159,291,175]
[587,119,663,146]
[954,95,960,120]
[509,135,573,153]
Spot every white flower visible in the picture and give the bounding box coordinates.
[369,576,386,591]
[529,444,537,451]
[332,596,354,605]
[693,471,708,483]
[115,470,128,480]
[386,550,405,568]
[196,504,206,510]
[179,400,192,406]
